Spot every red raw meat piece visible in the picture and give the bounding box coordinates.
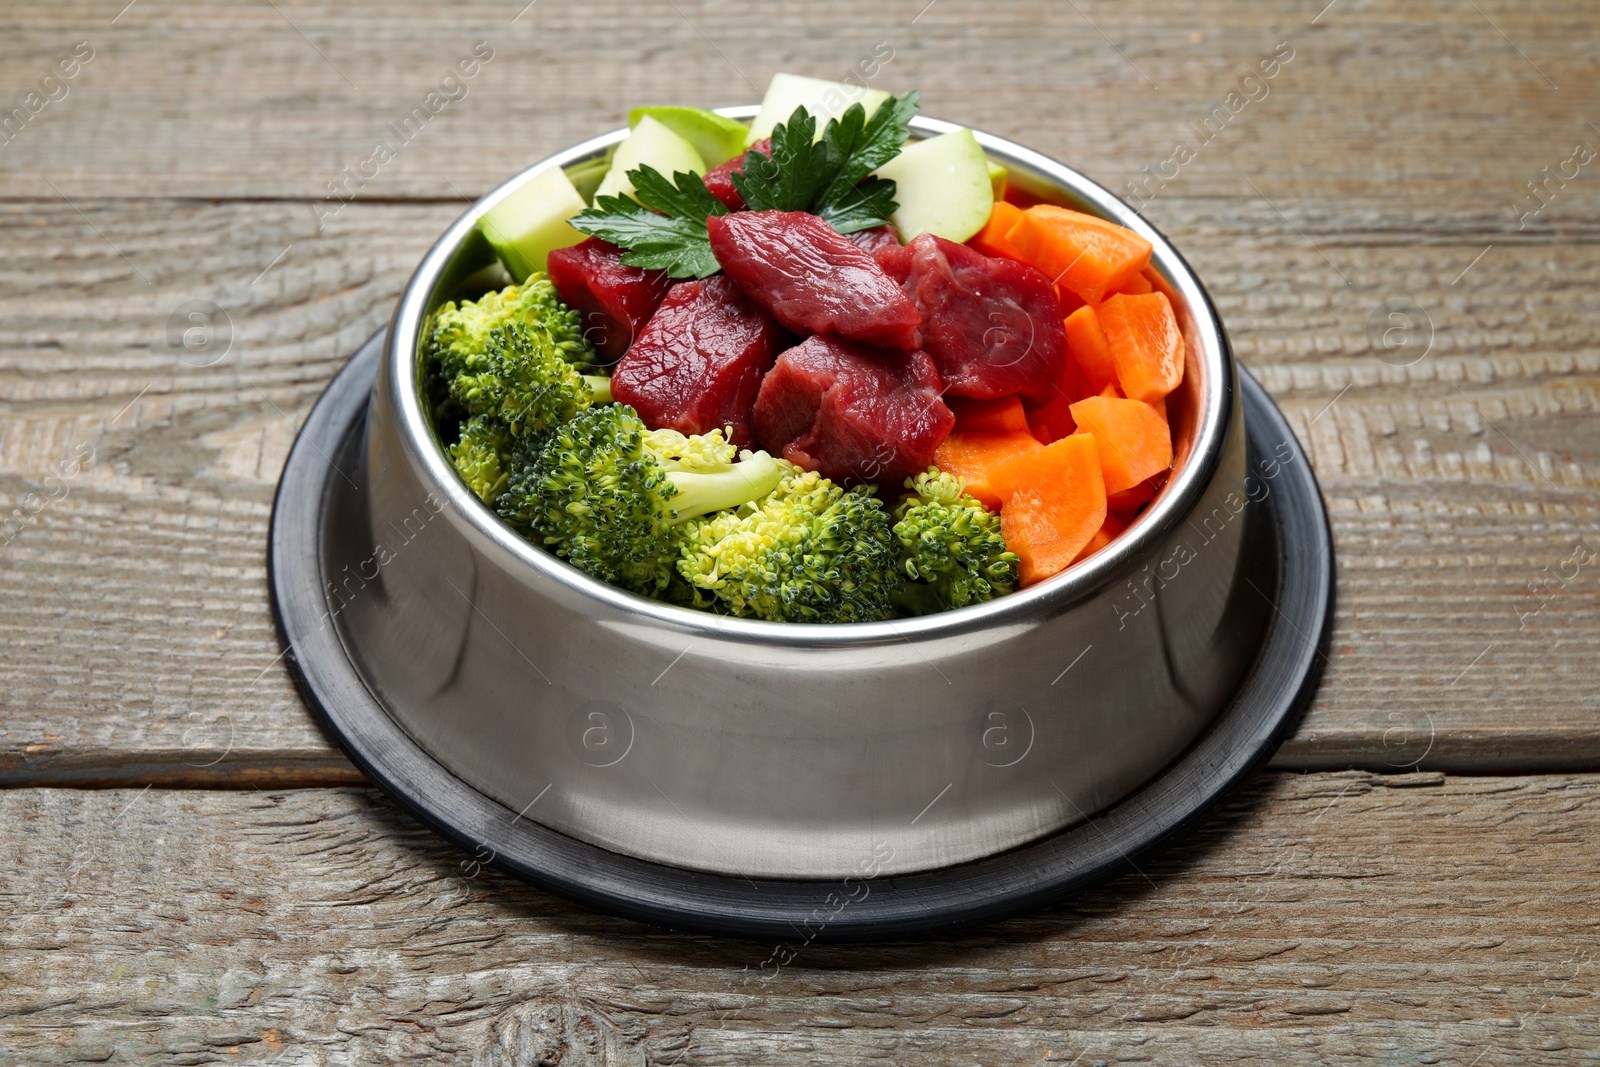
[753,334,953,486]
[546,237,672,363]
[708,211,922,350]
[874,240,912,283]
[702,138,769,211]
[848,224,902,257]
[610,275,787,447]
[899,233,1068,404]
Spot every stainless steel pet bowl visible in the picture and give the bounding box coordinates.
[331,108,1262,880]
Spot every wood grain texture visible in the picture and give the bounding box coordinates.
[0,199,449,786]
[2,194,1596,780]
[3,0,1599,1054]
[3,0,1597,779]
[1,773,1597,1064]
[1,0,1598,209]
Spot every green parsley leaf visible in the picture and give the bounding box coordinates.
[732,91,921,234]
[567,92,922,278]
[816,175,899,235]
[733,107,832,214]
[817,90,920,226]
[631,163,730,223]
[569,164,727,279]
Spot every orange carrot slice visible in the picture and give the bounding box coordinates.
[995,434,1108,584]
[969,201,1024,261]
[987,431,1107,505]
[948,395,1029,436]
[1107,477,1158,511]
[1113,272,1153,296]
[1068,395,1173,494]
[1072,510,1130,564]
[1025,392,1075,444]
[1100,292,1185,403]
[1004,205,1153,305]
[1063,305,1116,394]
[932,430,1041,509]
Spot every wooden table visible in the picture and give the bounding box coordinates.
[2,1,1596,1062]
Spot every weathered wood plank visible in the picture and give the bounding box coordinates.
[0,199,447,786]
[1,196,1596,781]
[3,0,1597,1057]
[0,773,1596,1064]
[2,0,1598,212]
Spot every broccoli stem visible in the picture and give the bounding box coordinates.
[664,452,784,524]
[584,375,614,404]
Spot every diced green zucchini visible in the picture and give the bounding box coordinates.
[747,73,891,145]
[478,165,588,281]
[873,128,994,243]
[594,115,707,201]
[627,106,748,167]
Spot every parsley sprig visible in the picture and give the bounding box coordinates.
[568,92,921,280]
[570,164,729,278]
[735,90,920,233]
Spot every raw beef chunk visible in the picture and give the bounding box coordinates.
[753,334,953,485]
[701,138,770,211]
[547,237,672,363]
[709,211,922,350]
[611,275,787,446]
[899,233,1067,403]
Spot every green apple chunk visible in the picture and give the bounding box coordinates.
[747,73,891,145]
[873,128,995,244]
[594,115,707,201]
[478,165,588,282]
[627,106,748,167]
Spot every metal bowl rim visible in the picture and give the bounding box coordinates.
[383,104,1234,645]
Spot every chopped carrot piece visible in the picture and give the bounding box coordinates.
[1112,272,1153,296]
[969,201,1024,261]
[948,395,1029,435]
[994,434,1108,584]
[1100,292,1185,403]
[1107,477,1157,511]
[1072,510,1130,564]
[1063,305,1116,394]
[932,430,1041,509]
[1004,205,1153,305]
[1025,392,1075,444]
[1068,395,1173,494]
[987,431,1103,504]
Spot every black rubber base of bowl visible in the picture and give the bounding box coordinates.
[269,328,1334,944]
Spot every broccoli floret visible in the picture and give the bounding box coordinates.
[497,405,785,596]
[643,427,738,470]
[426,276,594,381]
[448,414,513,504]
[643,425,788,521]
[892,467,1019,613]
[448,323,602,437]
[677,468,904,624]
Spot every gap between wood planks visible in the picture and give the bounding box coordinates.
[1,756,1594,791]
